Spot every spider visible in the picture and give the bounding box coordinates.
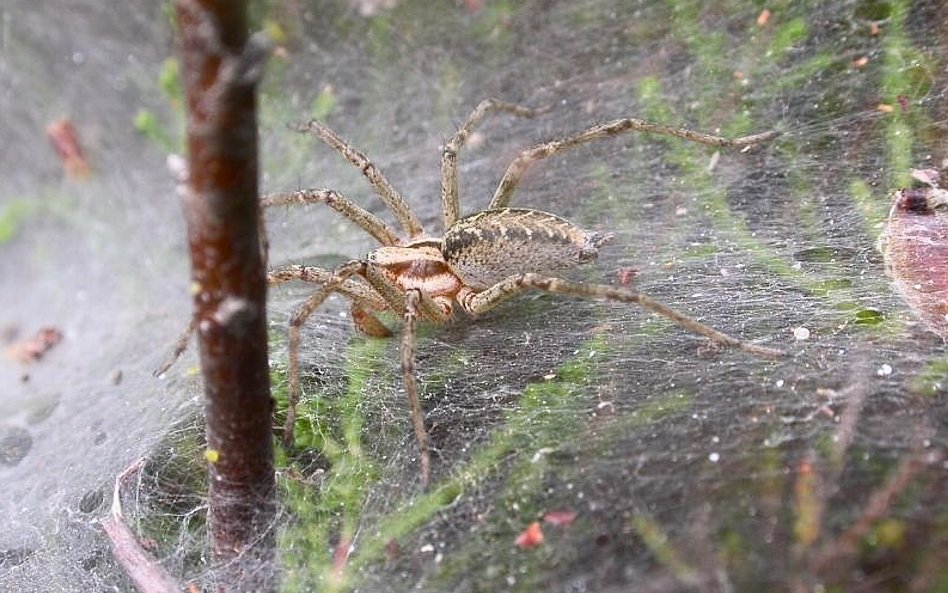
[159,99,784,485]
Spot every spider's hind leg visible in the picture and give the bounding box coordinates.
[459,273,785,359]
[153,314,198,377]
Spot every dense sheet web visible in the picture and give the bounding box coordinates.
[2,1,947,591]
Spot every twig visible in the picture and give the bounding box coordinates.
[101,458,182,593]
[810,447,941,572]
[173,0,276,589]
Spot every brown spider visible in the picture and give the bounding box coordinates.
[160,99,784,485]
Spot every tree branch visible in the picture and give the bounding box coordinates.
[174,1,275,590]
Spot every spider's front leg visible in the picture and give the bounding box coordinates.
[400,289,431,486]
[274,260,370,448]
[300,120,425,239]
[263,189,401,247]
[359,259,454,486]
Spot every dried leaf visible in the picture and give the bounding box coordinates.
[6,327,63,363]
[756,9,771,27]
[880,185,948,340]
[543,510,578,526]
[514,521,544,549]
[46,119,91,180]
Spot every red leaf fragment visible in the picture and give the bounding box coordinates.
[616,267,639,286]
[756,9,771,27]
[385,538,400,561]
[332,537,352,578]
[515,521,544,549]
[543,510,578,527]
[45,119,91,180]
[6,327,63,363]
[897,95,910,113]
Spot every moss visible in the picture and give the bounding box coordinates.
[426,346,696,592]
[279,334,621,590]
[767,17,808,57]
[908,355,948,398]
[158,57,183,107]
[280,337,389,592]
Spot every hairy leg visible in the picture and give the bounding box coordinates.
[263,188,402,246]
[167,179,401,371]
[300,120,424,239]
[279,260,368,448]
[440,99,548,230]
[458,273,785,359]
[488,118,778,209]
[154,315,198,377]
[401,289,431,486]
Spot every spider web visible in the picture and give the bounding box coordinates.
[2,0,947,591]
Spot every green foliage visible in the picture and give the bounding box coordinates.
[0,199,35,244]
[768,17,807,56]
[853,308,885,326]
[909,356,948,397]
[311,88,338,122]
[158,57,183,106]
[131,57,184,154]
[133,108,176,153]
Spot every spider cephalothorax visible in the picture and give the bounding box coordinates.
[160,99,783,485]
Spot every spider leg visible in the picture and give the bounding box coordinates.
[263,188,401,247]
[269,263,391,337]
[440,99,549,229]
[351,302,394,338]
[351,265,452,484]
[156,204,393,378]
[401,289,431,486]
[300,120,424,239]
[458,273,785,359]
[280,260,368,449]
[488,119,779,209]
[154,314,198,377]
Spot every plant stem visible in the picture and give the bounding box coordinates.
[174,1,275,590]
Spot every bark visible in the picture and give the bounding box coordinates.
[173,1,275,590]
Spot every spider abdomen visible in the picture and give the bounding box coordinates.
[442,208,613,289]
